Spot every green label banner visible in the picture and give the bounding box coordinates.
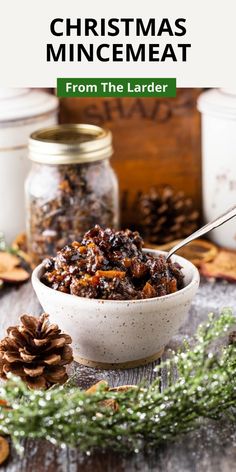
[57,78,176,98]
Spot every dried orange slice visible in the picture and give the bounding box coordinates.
[86,381,136,395]
[146,239,218,267]
[0,252,29,283]
[200,249,236,282]
[0,436,9,465]
[0,268,29,283]
[0,252,19,271]
[110,385,137,393]
[106,385,137,411]
[85,380,109,394]
[86,382,135,411]
[86,381,118,410]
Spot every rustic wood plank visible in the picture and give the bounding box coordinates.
[1,278,236,471]
[60,91,203,229]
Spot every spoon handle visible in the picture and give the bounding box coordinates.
[166,204,236,260]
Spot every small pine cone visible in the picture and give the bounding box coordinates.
[138,186,199,244]
[0,313,73,389]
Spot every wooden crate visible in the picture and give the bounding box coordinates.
[60,89,202,227]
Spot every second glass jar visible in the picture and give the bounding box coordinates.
[25,124,119,264]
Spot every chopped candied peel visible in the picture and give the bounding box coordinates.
[95,270,126,279]
[142,282,156,298]
[42,226,184,300]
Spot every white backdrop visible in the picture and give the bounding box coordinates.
[0,0,235,88]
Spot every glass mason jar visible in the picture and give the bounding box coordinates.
[25,124,119,264]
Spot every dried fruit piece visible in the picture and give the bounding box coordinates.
[0,436,9,465]
[142,282,156,298]
[200,249,236,282]
[0,252,29,283]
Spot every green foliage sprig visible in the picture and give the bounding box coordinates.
[0,308,236,454]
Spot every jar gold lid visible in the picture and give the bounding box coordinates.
[29,124,113,164]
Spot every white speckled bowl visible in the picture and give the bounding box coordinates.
[32,250,199,369]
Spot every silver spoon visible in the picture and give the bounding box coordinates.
[166,204,236,261]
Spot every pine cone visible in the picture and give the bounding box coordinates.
[137,186,199,244]
[0,313,73,389]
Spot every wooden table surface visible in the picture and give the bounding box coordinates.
[1,278,236,472]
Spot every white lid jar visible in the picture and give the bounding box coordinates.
[0,88,58,243]
[197,89,236,249]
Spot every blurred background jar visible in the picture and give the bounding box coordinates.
[198,89,236,249]
[0,88,58,244]
[25,124,119,264]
